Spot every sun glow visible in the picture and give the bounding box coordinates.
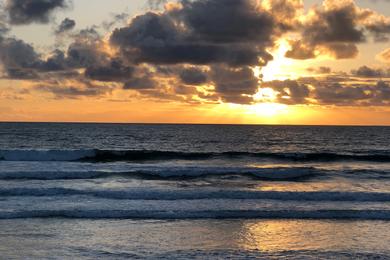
[261,39,300,81]
[253,87,278,102]
[247,103,288,117]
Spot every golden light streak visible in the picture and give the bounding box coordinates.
[261,39,298,81]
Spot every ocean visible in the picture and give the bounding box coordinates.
[0,123,389,259]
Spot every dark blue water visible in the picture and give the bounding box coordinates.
[0,123,389,258]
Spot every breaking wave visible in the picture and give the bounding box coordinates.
[1,188,389,202]
[0,166,319,180]
[0,209,389,220]
[1,149,390,162]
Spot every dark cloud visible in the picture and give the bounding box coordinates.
[352,66,388,77]
[325,42,359,59]
[110,0,276,67]
[374,80,390,102]
[85,60,134,82]
[211,65,259,104]
[5,0,70,25]
[180,0,274,44]
[286,1,390,60]
[0,37,41,79]
[3,0,390,107]
[307,66,332,74]
[174,84,198,95]
[263,80,311,104]
[262,0,303,30]
[179,67,208,85]
[304,4,365,44]
[0,31,109,79]
[314,82,371,105]
[37,84,110,99]
[55,18,75,34]
[261,77,390,106]
[285,40,316,60]
[66,42,107,68]
[124,76,158,90]
[366,20,390,42]
[108,0,280,103]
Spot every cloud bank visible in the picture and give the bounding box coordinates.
[1,0,390,106]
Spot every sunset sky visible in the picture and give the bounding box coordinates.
[1,0,390,125]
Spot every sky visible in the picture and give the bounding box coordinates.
[0,0,390,125]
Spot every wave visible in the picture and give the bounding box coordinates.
[0,167,319,180]
[0,149,96,162]
[2,149,390,162]
[0,209,389,220]
[1,188,389,202]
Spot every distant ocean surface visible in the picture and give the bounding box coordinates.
[0,123,390,259]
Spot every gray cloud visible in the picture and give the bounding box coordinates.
[5,0,70,25]
[85,60,134,82]
[124,76,158,90]
[263,80,311,104]
[263,77,390,106]
[352,66,389,78]
[307,66,332,74]
[147,0,168,10]
[0,37,41,79]
[286,1,390,60]
[55,18,75,34]
[179,67,208,85]
[110,0,276,67]
[211,65,259,104]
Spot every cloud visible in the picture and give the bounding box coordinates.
[261,0,304,30]
[85,60,134,83]
[286,0,390,60]
[314,82,372,105]
[0,37,41,79]
[37,84,111,99]
[211,65,259,104]
[351,65,389,77]
[285,40,316,60]
[147,0,168,10]
[2,0,390,107]
[110,0,276,67]
[123,76,158,90]
[55,18,75,34]
[378,48,390,62]
[263,76,390,106]
[5,0,70,25]
[262,80,311,104]
[307,66,332,74]
[179,67,208,85]
[179,0,275,44]
[35,72,114,99]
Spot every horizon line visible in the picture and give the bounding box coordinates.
[1,121,390,127]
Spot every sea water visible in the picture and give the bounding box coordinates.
[0,123,389,259]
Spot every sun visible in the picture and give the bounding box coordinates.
[247,103,288,118]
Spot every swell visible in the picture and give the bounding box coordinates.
[2,149,390,162]
[1,188,390,202]
[0,209,389,220]
[0,167,319,181]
